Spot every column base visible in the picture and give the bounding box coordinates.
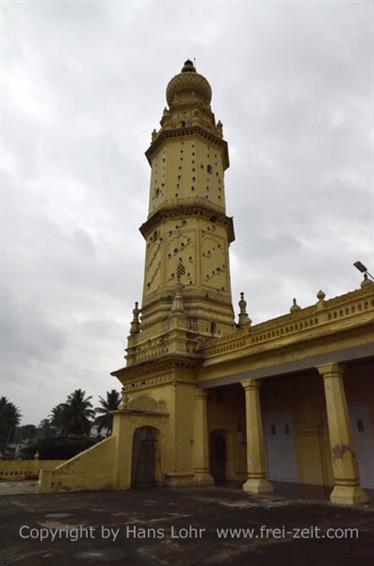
[194,471,215,486]
[330,484,368,506]
[164,472,195,487]
[243,477,273,494]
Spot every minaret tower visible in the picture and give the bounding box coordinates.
[127,60,236,364]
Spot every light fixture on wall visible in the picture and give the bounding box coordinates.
[353,260,374,281]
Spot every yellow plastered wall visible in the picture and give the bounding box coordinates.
[344,360,374,458]
[0,460,65,481]
[122,377,196,483]
[261,374,333,486]
[344,361,374,420]
[149,137,226,215]
[39,436,116,493]
[207,386,247,481]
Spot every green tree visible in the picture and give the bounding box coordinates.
[59,389,94,436]
[95,389,121,436]
[49,404,67,435]
[0,396,22,454]
[37,418,55,439]
[14,424,37,443]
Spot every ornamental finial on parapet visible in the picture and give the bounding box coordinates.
[290,298,302,313]
[316,289,326,309]
[130,301,141,334]
[238,292,252,329]
[361,273,374,288]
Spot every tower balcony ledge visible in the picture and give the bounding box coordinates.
[140,204,235,244]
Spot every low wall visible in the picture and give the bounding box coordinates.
[39,436,116,493]
[0,460,65,481]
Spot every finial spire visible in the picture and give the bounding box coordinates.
[130,301,141,334]
[182,59,196,73]
[290,298,302,313]
[238,292,252,329]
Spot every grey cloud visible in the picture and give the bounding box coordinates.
[2,1,372,423]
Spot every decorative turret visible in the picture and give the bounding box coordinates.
[237,292,252,329]
[129,301,140,334]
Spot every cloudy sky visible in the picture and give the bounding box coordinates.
[2,1,373,425]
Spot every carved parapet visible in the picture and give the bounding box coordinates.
[126,395,167,414]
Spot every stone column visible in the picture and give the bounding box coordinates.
[193,389,214,485]
[317,362,368,505]
[241,379,273,493]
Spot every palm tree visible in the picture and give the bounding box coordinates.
[51,390,94,436]
[49,404,67,435]
[0,396,22,454]
[95,389,121,436]
[37,418,55,439]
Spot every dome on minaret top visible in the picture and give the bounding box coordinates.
[166,60,212,107]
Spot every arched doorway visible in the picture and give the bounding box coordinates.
[131,426,160,488]
[210,430,227,483]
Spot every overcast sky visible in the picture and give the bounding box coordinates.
[2,1,373,425]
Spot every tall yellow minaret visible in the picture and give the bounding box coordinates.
[127,61,236,364]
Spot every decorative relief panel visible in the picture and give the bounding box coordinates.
[201,232,228,292]
[144,239,162,296]
[127,395,167,413]
[165,227,196,286]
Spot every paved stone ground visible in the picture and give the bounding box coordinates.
[1,486,374,566]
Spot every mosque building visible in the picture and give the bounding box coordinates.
[40,61,374,506]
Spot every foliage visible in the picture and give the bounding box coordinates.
[37,418,55,439]
[49,389,94,436]
[19,436,98,460]
[14,424,37,443]
[95,389,121,436]
[0,396,22,454]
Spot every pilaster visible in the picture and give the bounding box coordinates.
[193,389,214,485]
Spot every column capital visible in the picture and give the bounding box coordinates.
[195,388,209,400]
[240,378,261,391]
[317,362,344,379]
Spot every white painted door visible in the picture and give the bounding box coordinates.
[349,405,374,489]
[264,412,298,482]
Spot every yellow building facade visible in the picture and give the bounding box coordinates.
[40,61,374,506]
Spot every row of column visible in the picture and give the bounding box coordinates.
[194,362,368,505]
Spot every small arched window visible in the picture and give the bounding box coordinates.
[207,164,213,174]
